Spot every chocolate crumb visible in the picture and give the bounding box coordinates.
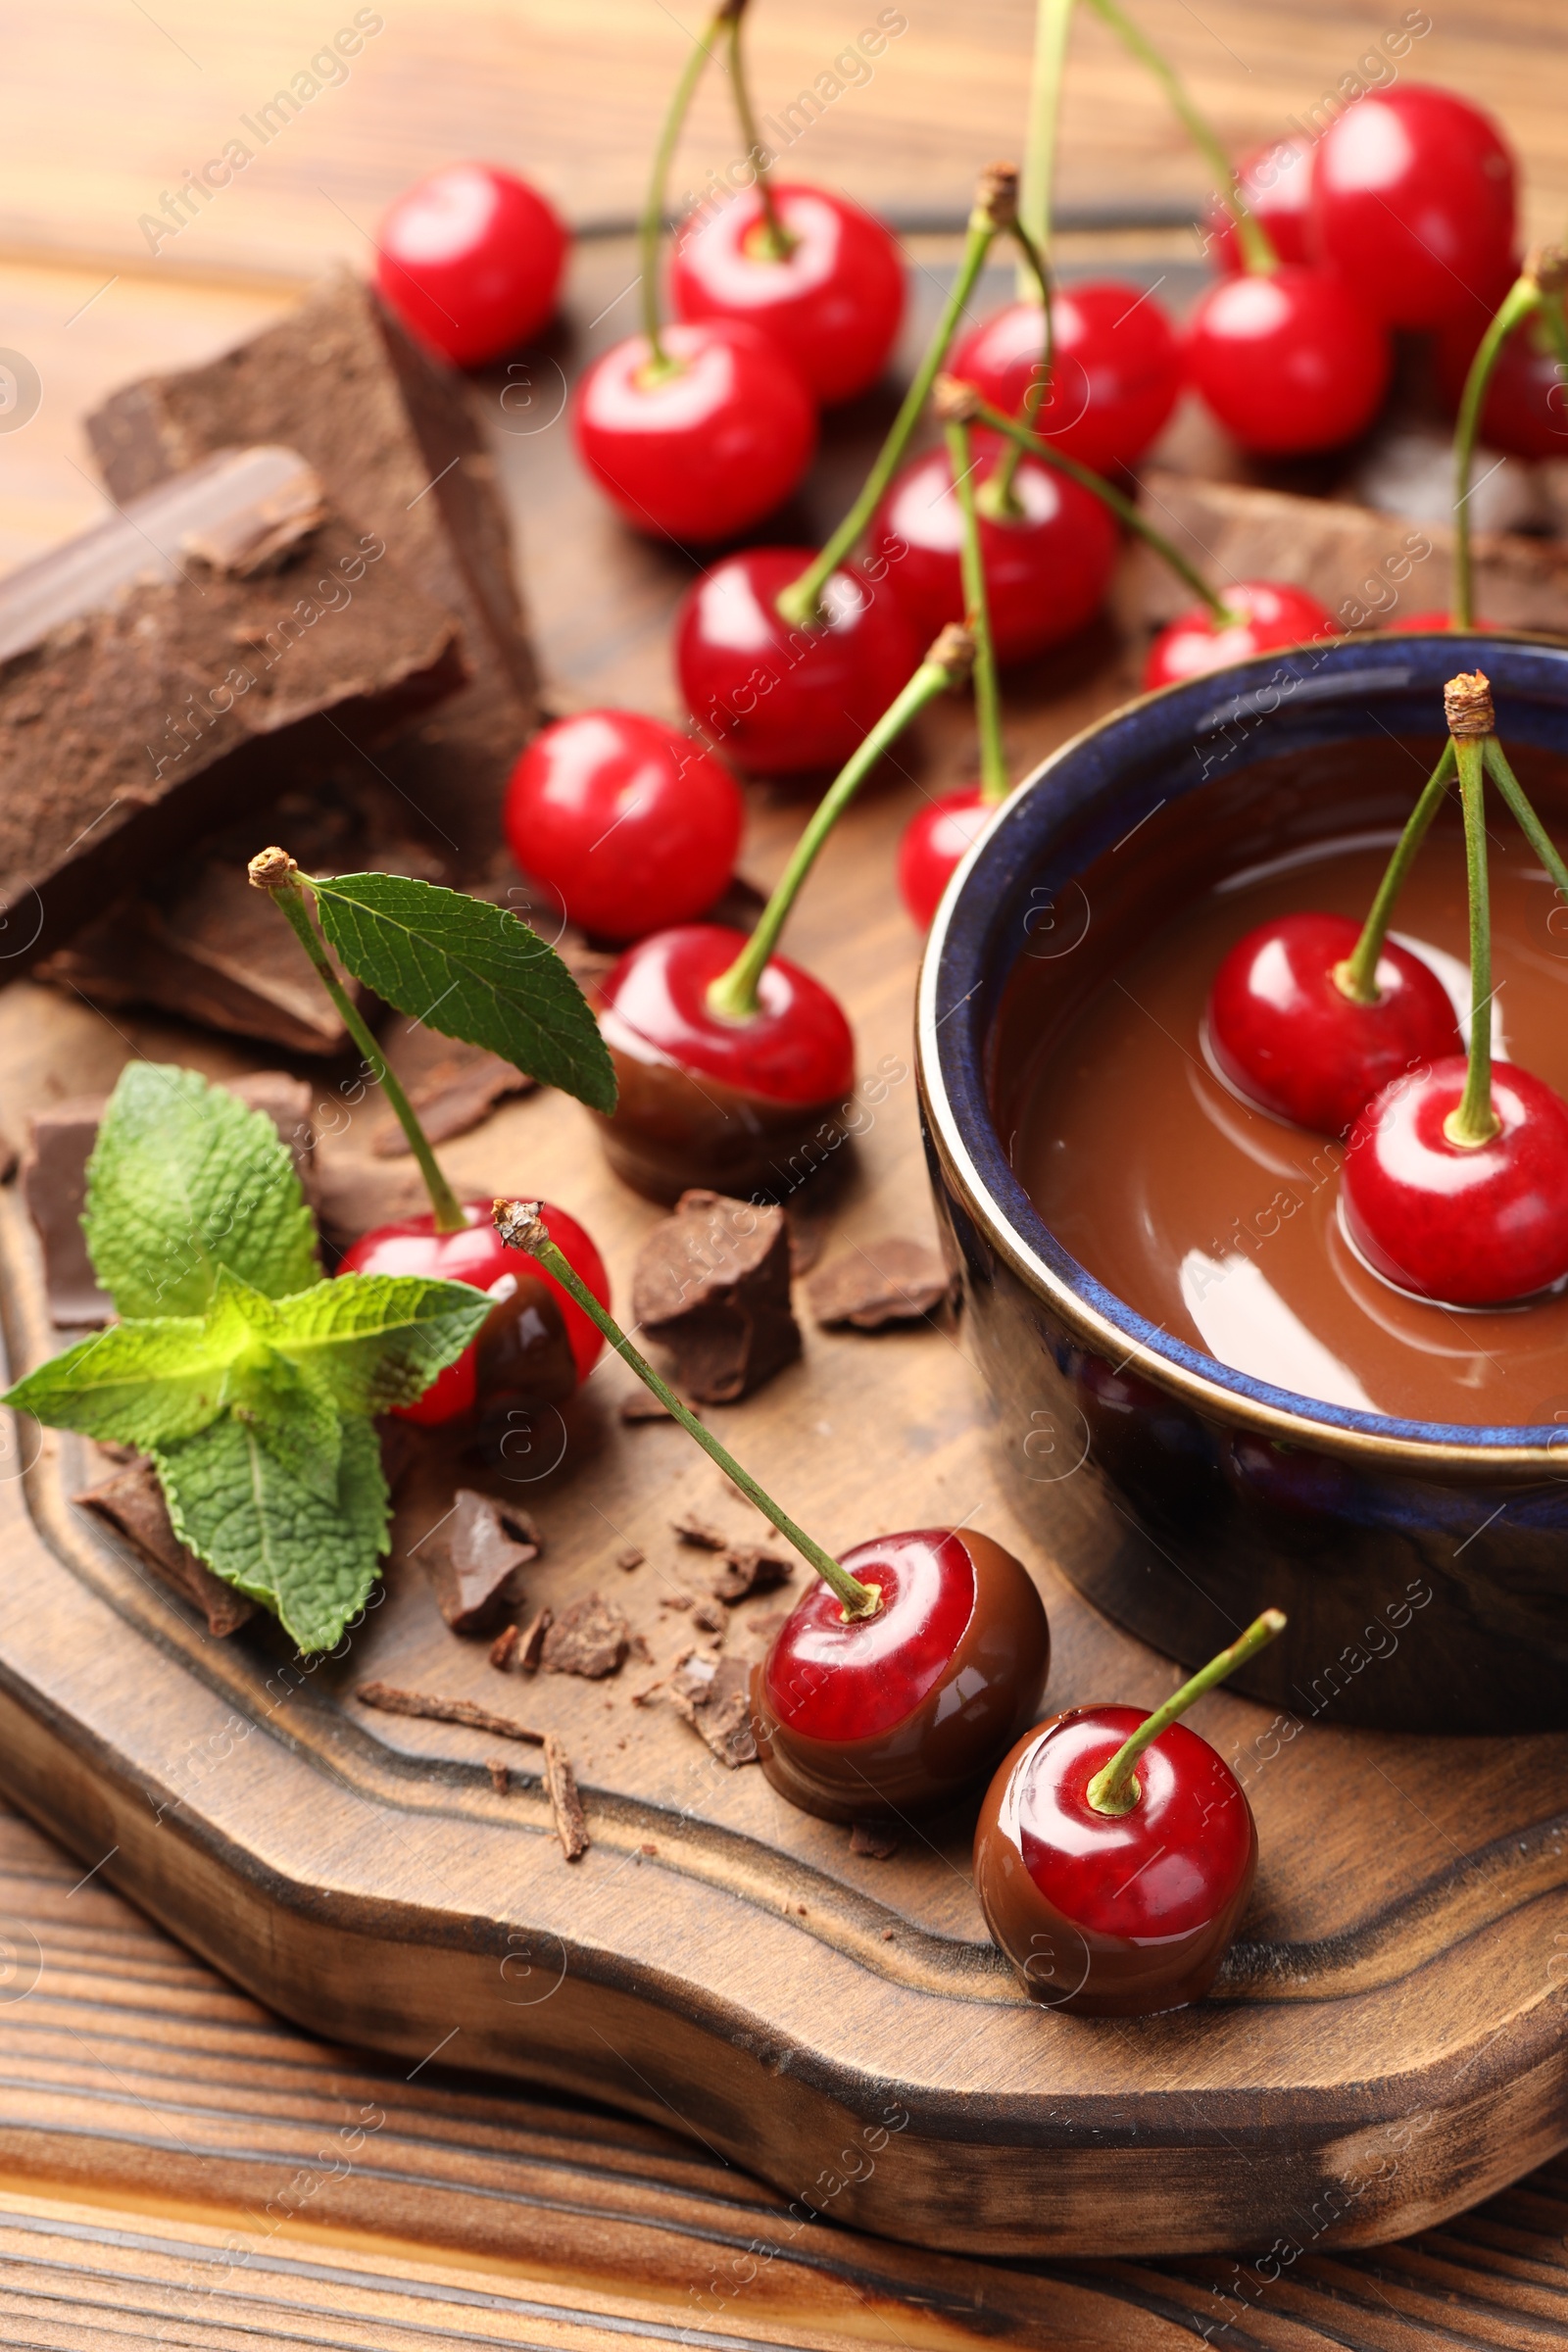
[806,1238,957,1330]
[488,1622,520,1673]
[516,1606,552,1673]
[710,1544,794,1603]
[420,1489,541,1637]
[356,1682,543,1744]
[672,1512,730,1550]
[541,1592,629,1680]
[544,1734,588,1860]
[641,1841,659,1856]
[692,1598,726,1635]
[850,1822,900,1861]
[633,1190,801,1402]
[659,1591,694,1611]
[666,1653,759,1768]
[487,1759,511,1795]
[616,1545,645,1572]
[628,1633,655,1664]
[882,1928,896,1941]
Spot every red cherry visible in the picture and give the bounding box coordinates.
[1341,1057,1568,1306]
[948,280,1182,474]
[574,320,816,544]
[1383,612,1498,634]
[1206,912,1461,1137]
[670,183,905,407]
[974,1707,1255,2016]
[1208,137,1314,274]
[504,711,742,941]
[673,546,918,778]
[338,1200,608,1425]
[1437,305,1568,462]
[375,164,567,368]
[752,1529,1050,1821]
[870,431,1118,664]
[1310,86,1517,330]
[1142,579,1334,690]
[897,785,993,929]
[1186,266,1390,456]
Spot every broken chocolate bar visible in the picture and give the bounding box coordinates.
[418,1489,541,1636]
[77,1458,256,1637]
[632,1190,801,1404]
[0,444,463,971]
[806,1238,957,1330]
[541,1592,629,1680]
[87,270,538,858]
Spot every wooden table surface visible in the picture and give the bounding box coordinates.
[2,4,1568,2342]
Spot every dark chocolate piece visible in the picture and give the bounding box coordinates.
[488,1623,520,1673]
[672,1513,730,1551]
[87,270,537,859]
[541,1593,628,1680]
[543,1734,589,1860]
[806,1238,957,1330]
[0,446,463,970]
[615,1546,645,1572]
[419,1489,540,1636]
[850,1822,900,1860]
[487,1759,511,1794]
[633,1190,801,1403]
[691,1598,727,1635]
[667,1654,759,1768]
[372,1023,534,1153]
[710,1544,794,1603]
[76,1459,255,1637]
[515,1605,552,1673]
[356,1681,543,1743]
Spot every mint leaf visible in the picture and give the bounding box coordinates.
[84,1063,318,1318]
[4,1316,236,1448]
[264,1272,491,1415]
[155,1413,389,1654]
[232,1348,343,1502]
[308,872,616,1114]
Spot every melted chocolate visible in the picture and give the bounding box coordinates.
[597,1034,849,1206]
[1004,738,1568,1427]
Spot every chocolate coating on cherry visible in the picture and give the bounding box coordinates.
[751,1529,1050,1823]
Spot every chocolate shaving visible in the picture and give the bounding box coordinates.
[628,1633,655,1664]
[632,1190,801,1403]
[487,1759,511,1795]
[806,1238,957,1330]
[420,1489,540,1637]
[77,1459,256,1637]
[540,1592,628,1680]
[543,1734,589,1860]
[692,1598,726,1635]
[850,1822,900,1861]
[615,1546,645,1573]
[673,1513,731,1551]
[710,1544,794,1603]
[515,1605,552,1674]
[357,1682,543,1744]
[488,1623,520,1673]
[666,1654,759,1768]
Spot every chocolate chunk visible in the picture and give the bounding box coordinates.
[76,1459,255,1637]
[87,270,537,861]
[488,1623,520,1673]
[543,1734,589,1860]
[0,446,463,971]
[691,1598,727,1635]
[632,1190,801,1403]
[850,1822,900,1861]
[666,1654,759,1768]
[628,1633,655,1663]
[672,1513,731,1551]
[373,1022,534,1153]
[807,1238,957,1330]
[710,1544,795,1603]
[615,1546,645,1573]
[419,1489,541,1637]
[514,1606,552,1673]
[541,1593,628,1680]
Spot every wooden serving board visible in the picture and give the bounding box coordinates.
[0,232,1566,2267]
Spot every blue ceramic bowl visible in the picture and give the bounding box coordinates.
[917,634,1568,1733]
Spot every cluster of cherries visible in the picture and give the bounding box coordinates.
[1207,671,1568,1308]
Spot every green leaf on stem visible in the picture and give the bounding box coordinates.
[306,872,617,1113]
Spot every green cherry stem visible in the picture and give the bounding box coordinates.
[961,384,1234,621]
[707,626,974,1020]
[1450,263,1553,628]
[1443,674,1502,1149]
[986,0,1074,517]
[1332,740,1458,1005]
[774,164,1018,629]
[723,0,794,260]
[494,1199,881,1619]
[1481,737,1568,921]
[248,848,466,1235]
[1083,0,1279,275]
[945,416,1009,805]
[639,3,732,371]
[1087,1608,1287,1818]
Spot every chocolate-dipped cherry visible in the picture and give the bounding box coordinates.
[674,547,918,779]
[504,710,743,941]
[1143,580,1333,691]
[1341,673,1568,1306]
[596,627,973,1200]
[1206,744,1462,1135]
[248,851,610,1427]
[1310,86,1517,332]
[948,279,1181,476]
[493,1200,1049,1821]
[975,1609,1285,2016]
[375,164,567,367]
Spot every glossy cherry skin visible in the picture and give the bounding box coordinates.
[674,546,918,778]
[670,183,905,407]
[504,711,742,941]
[1309,86,1517,331]
[594,923,856,1201]
[574,320,816,544]
[1208,137,1314,273]
[1207,912,1461,1138]
[1341,1056,1568,1307]
[1142,579,1334,691]
[752,1529,1050,1823]
[948,281,1182,475]
[974,1707,1256,2016]
[898,786,994,930]
[1186,266,1390,456]
[375,164,567,368]
[870,432,1118,665]
[338,1200,608,1426]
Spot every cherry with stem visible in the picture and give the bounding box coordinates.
[975,1608,1285,2016]
[495,1200,1052,1822]
[720,0,793,262]
[1449,249,1568,630]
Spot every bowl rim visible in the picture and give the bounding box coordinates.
[917,628,1568,1473]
